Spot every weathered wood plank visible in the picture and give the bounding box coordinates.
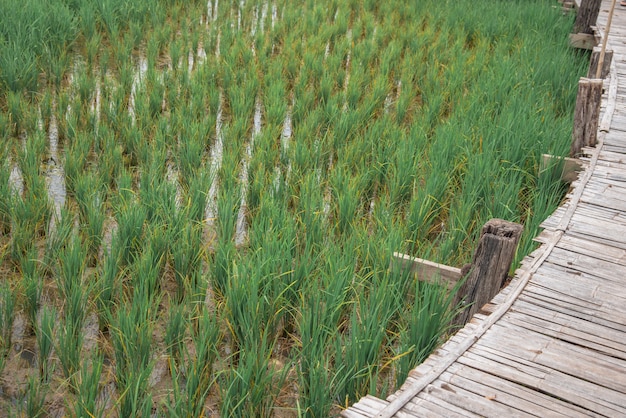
[483,322,626,391]
[390,252,462,290]
[406,392,482,418]
[444,363,597,417]
[539,154,585,183]
[437,371,562,418]
[420,383,524,417]
[504,305,626,357]
[461,347,626,415]
[569,32,598,49]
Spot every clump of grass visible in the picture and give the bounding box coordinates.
[167,309,220,417]
[75,171,105,265]
[56,236,90,389]
[20,245,42,331]
[395,278,463,386]
[95,245,121,333]
[17,374,47,418]
[72,349,105,418]
[0,282,15,374]
[36,306,55,383]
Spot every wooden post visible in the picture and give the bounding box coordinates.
[587,47,613,79]
[453,219,522,327]
[573,0,602,34]
[570,78,603,157]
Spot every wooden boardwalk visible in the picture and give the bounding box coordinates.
[342,2,626,417]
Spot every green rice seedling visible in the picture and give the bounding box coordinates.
[75,172,105,265]
[20,245,42,331]
[297,245,354,416]
[64,132,92,196]
[56,238,90,389]
[0,282,15,373]
[186,168,212,225]
[95,245,121,333]
[113,199,147,267]
[36,306,55,383]
[395,278,463,386]
[0,44,38,95]
[111,294,157,418]
[38,91,54,133]
[167,309,220,417]
[172,222,203,302]
[72,350,105,418]
[6,90,26,135]
[17,129,46,195]
[19,374,47,418]
[43,206,74,277]
[0,152,12,236]
[164,301,187,372]
[330,165,362,236]
[219,334,286,417]
[10,190,51,264]
[336,272,402,405]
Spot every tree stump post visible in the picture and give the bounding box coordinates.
[588,47,613,80]
[573,0,602,34]
[453,219,523,327]
[570,77,603,157]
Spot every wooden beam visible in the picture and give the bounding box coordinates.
[540,154,585,183]
[569,32,597,50]
[390,252,462,290]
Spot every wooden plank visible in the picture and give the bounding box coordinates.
[406,392,482,418]
[444,363,597,417]
[546,245,626,284]
[420,383,525,417]
[539,154,585,183]
[554,231,626,266]
[521,284,626,334]
[436,371,558,418]
[532,262,626,310]
[569,32,598,49]
[461,347,626,416]
[504,304,626,358]
[484,321,626,383]
[390,252,462,290]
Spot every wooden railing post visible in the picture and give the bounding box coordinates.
[574,0,602,34]
[588,47,613,79]
[453,219,522,327]
[570,77,603,157]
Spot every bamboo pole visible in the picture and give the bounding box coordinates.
[596,0,617,79]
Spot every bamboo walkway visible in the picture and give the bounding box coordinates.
[342,2,626,417]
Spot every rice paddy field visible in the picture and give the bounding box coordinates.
[0,0,589,416]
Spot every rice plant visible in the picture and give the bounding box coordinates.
[56,237,91,388]
[167,309,220,417]
[20,245,42,331]
[395,278,464,386]
[36,306,55,383]
[0,282,15,374]
[72,350,105,418]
